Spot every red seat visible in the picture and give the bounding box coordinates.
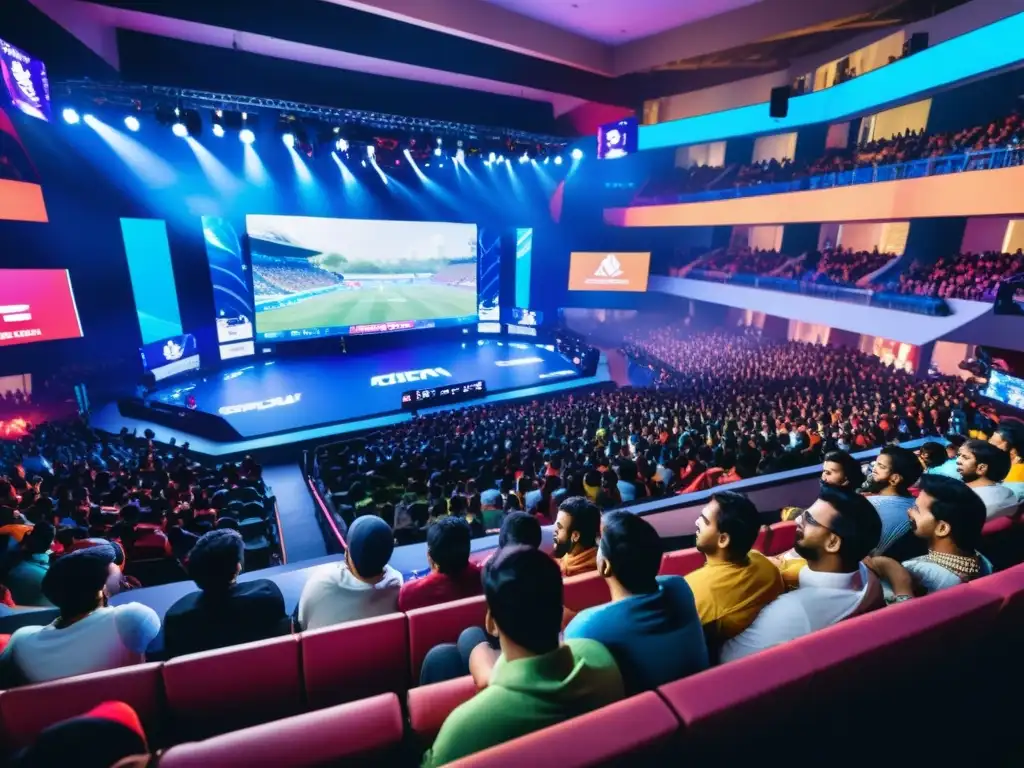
[407,675,477,746]
[444,692,680,767]
[162,634,302,742]
[301,612,409,710]
[762,521,797,556]
[406,595,487,683]
[158,692,404,768]
[658,547,704,578]
[0,663,164,751]
[562,571,611,614]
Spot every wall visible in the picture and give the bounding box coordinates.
[653,71,791,123]
[751,132,798,163]
[811,32,906,92]
[961,217,1012,254]
[1003,219,1024,253]
[825,121,852,149]
[866,99,932,142]
[930,341,972,378]
[780,223,817,256]
[606,164,1024,227]
[740,225,784,252]
[788,320,831,344]
[674,141,726,168]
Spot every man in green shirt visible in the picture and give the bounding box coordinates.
[423,546,625,767]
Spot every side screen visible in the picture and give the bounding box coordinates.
[0,269,82,347]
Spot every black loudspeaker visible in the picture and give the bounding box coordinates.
[769,85,791,118]
[907,31,929,55]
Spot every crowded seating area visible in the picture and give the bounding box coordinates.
[0,419,282,605]
[880,249,1024,300]
[638,110,1024,204]
[684,246,897,286]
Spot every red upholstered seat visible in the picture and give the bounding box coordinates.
[162,634,302,742]
[0,663,165,751]
[444,692,680,767]
[301,612,409,710]
[158,692,404,768]
[406,595,487,683]
[658,547,704,578]
[562,571,611,614]
[407,675,477,746]
[763,521,797,556]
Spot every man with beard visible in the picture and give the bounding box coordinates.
[956,439,1018,519]
[685,492,784,651]
[861,445,922,554]
[865,474,991,600]
[720,487,882,662]
[552,496,601,576]
[820,450,865,490]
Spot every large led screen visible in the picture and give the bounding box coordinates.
[0,269,82,347]
[568,252,651,292]
[247,215,478,340]
[0,107,47,222]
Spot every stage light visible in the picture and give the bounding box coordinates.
[171,122,188,138]
[335,137,349,153]
[212,123,225,138]
[62,107,80,124]
[361,159,367,167]
[367,145,376,160]
[239,128,255,145]
[434,146,442,156]
[456,148,465,164]
[554,155,564,165]
[498,155,505,164]
[282,132,296,148]
[124,115,140,132]
[571,148,584,160]
[543,156,550,165]
[519,153,529,164]
[488,151,496,164]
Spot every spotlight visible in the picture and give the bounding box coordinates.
[367,145,376,160]
[171,122,188,138]
[554,155,564,165]
[62,107,80,125]
[571,148,584,160]
[335,137,349,153]
[544,156,550,165]
[361,160,367,167]
[488,151,496,164]
[282,132,296,148]
[124,115,140,132]
[497,155,505,164]
[519,153,529,164]
[434,146,442,157]
[212,123,225,138]
[239,128,256,145]
[455,149,465,164]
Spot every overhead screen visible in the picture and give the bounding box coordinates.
[0,269,82,347]
[247,215,478,340]
[568,252,651,292]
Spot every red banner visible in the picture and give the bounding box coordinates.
[0,269,82,347]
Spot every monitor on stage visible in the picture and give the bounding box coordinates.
[246,215,478,341]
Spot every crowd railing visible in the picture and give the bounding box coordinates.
[637,144,1024,205]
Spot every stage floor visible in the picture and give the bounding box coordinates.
[137,340,583,440]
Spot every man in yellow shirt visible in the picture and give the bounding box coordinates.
[685,492,784,653]
[989,424,1024,483]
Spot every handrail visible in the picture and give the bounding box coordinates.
[638,145,1024,206]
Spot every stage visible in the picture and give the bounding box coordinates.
[95,340,609,457]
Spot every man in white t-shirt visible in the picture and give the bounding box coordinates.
[0,544,160,686]
[956,439,1019,519]
[721,488,883,662]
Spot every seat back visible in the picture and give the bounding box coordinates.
[406,596,487,683]
[158,693,404,768]
[162,634,302,742]
[301,613,409,710]
[562,572,611,614]
[0,663,165,752]
[407,675,477,747]
[762,521,797,555]
[444,692,679,767]
[658,547,704,578]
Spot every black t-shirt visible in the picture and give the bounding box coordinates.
[163,579,289,658]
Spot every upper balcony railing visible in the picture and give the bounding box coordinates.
[637,145,1024,206]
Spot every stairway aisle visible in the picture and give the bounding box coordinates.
[263,463,328,564]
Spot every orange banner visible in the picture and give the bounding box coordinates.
[569,252,650,292]
[0,179,47,223]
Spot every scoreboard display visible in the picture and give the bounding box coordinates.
[402,379,486,410]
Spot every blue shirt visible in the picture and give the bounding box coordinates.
[564,575,708,694]
[866,495,915,554]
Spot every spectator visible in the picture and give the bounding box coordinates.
[497,511,542,550]
[479,489,505,530]
[720,488,883,662]
[685,492,784,646]
[820,450,866,490]
[956,439,1018,519]
[163,530,288,657]
[989,423,1024,484]
[422,546,624,767]
[297,515,402,631]
[919,441,958,478]
[5,521,56,606]
[564,511,707,693]
[0,504,32,543]
[13,701,150,768]
[862,445,923,553]
[553,496,601,577]
[398,516,481,611]
[0,545,160,685]
[866,475,991,600]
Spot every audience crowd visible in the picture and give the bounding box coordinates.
[883,249,1024,301]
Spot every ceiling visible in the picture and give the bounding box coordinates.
[478,0,764,45]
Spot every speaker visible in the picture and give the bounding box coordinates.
[907,31,929,55]
[769,85,791,118]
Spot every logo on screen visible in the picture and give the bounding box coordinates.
[370,367,453,387]
[0,304,31,323]
[594,254,623,278]
[163,339,185,362]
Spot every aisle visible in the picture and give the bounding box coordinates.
[262,463,328,564]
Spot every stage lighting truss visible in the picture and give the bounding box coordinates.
[51,79,570,162]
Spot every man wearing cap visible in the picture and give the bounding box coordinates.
[0,544,160,686]
[163,529,289,658]
[479,489,504,530]
[297,515,403,631]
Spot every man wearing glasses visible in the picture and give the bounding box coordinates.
[720,487,883,662]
